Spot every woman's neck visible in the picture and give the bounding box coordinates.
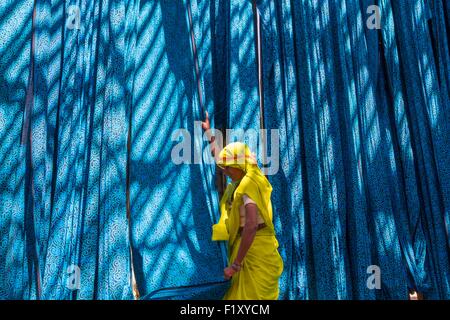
[230,173,245,182]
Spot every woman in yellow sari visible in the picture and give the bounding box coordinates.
[202,112,284,300]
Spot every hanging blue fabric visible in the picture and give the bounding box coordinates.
[1,0,40,300]
[129,0,229,300]
[1,0,450,300]
[1,0,134,300]
[250,0,450,299]
[140,0,230,300]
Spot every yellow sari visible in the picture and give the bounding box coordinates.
[212,142,284,300]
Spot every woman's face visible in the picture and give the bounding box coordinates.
[221,166,245,181]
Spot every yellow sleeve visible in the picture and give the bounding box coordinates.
[212,222,229,241]
[211,184,234,241]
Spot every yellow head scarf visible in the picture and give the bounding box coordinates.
[212,142,275,248]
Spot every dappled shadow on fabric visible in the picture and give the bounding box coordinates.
[1,0,449,300]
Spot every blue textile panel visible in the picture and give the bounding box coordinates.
[128,0,227,299]
[0,0,449,300]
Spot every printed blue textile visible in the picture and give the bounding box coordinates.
[0,0,449,299]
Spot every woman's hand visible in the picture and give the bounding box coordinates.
[201,111,217,158]
[201,111,211,132]
[223,266,236,280]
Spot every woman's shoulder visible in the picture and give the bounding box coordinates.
[235,175,258,194]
